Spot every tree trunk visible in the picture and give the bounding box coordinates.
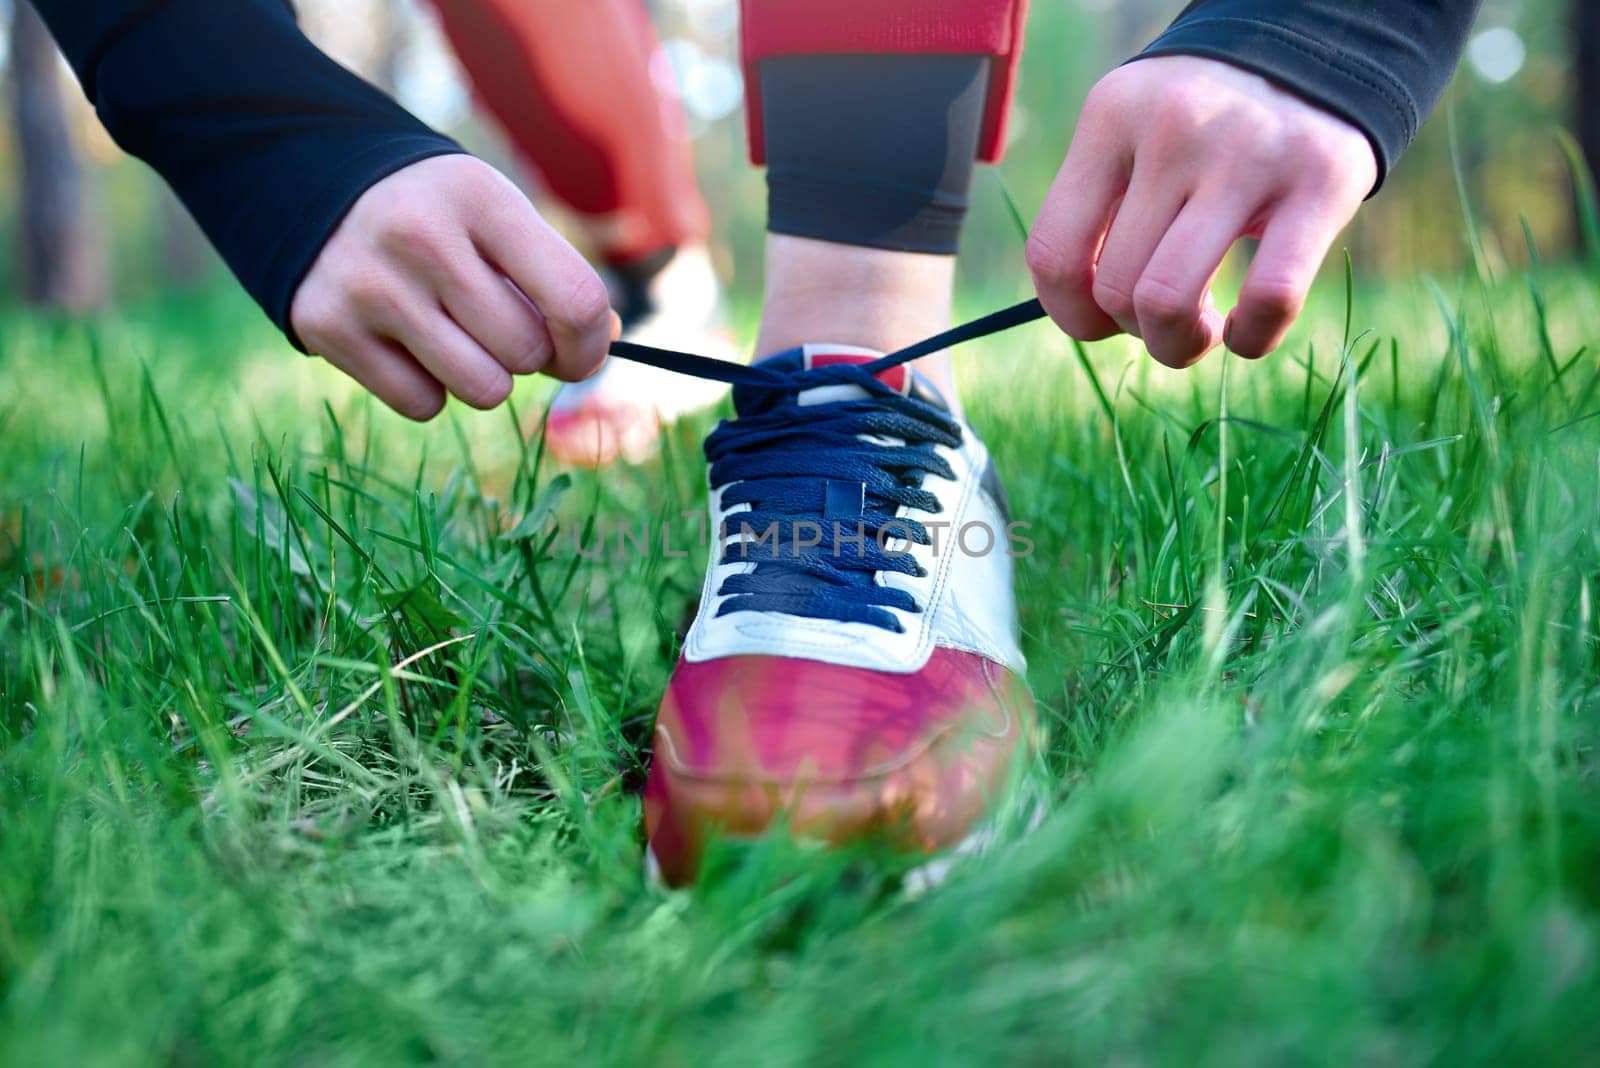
[1578,0,1600,252]
[160,189,212,289]
[374,2,408,96]
[1110,0,1165,58]
[9,0,104,308]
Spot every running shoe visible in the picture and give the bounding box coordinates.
[544,246,736,467]
[642,343,1041,884]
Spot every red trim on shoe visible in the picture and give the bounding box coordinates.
[803,349,911,395]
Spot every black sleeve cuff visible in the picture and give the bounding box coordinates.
[71,0,466,347]
[1129,2,1481,195]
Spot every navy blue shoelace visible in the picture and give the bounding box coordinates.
[605,298,1048,632]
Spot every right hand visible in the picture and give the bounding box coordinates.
[290,154,618,421]
[1024,56,1376,369]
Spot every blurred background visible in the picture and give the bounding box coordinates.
[0,0,1594,323]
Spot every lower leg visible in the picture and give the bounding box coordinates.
[750,54,992,402]
[432,0,707,267]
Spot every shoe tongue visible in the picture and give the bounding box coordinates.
[799,345,909,402]
[735,344,942,417]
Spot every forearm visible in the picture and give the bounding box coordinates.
[1132,0,1483,189]
[29,0,464,343]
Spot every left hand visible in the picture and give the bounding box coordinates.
[290,155,617,421]
[1025,55,1379,368]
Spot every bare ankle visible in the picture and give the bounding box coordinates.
[755,235,959,400]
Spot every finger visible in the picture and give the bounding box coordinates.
[1090,164,1186,338]
[468,184,614,382]
[1132,198,1254,368]
[1026,118,1129,341]
[319,333,447,421]
[1225,201,1346,359]
[388,301,514,410]
[427,253,556,376]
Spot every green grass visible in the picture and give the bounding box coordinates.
[2,263,1598,1066]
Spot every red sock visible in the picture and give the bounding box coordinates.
[432,0,709,264]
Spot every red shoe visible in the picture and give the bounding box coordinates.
[644,345,1041,884]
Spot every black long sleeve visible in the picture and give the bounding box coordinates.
[29,0,465,345]
[1135,1,1483,190]
[28,0,1479,343]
